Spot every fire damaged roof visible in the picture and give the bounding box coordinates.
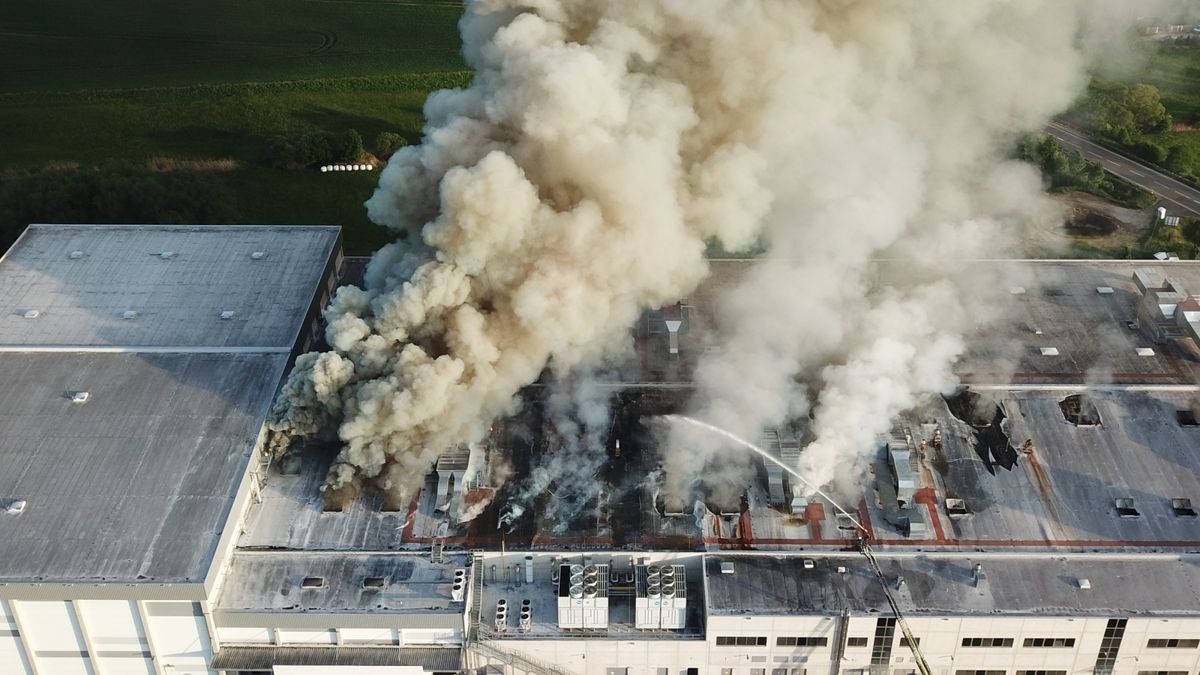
[0,224,340,585]
[705,554,1200,616]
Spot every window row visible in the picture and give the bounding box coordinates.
[716,636,831,648]
[1023,637,1075,648]
[775,637,828,647]
[1147,639,1200,649]
[716,636,768,647]
[961,637,1015,648]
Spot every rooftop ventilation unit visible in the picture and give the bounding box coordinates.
[451,568,467,602]
[158,251,176,260]
[1097,286,1115,295]
[945,498,970,517]
[803,559,815,570]
[300,577,325,589]
[558,563,608,629]
[4,499,26,515]
[21,309,40,319]
[121,310,138,320]
[362,577,386,589]
[1114,498,1140,518]
[1172,498,1197,517]
[636,563,686,630]
[1077,578,1092,590]
[71,391,90,404]
[720,562,735,575]
[68,250,84,259]
[250,251,266,260]
[220,310,236,320]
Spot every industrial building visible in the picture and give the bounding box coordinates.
[3,229,1200,675]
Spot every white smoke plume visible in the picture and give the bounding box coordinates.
[660,0,1166,505]
[498,374,612,534]
[268,0,1164,507]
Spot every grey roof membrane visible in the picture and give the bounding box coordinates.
[0,224,339,349]
[0,225,339,584]
[705,554,1200,617]
[217,553,468,613]
[0,352,287,583]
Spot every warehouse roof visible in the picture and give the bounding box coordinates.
[705,553,1200,616]
[0,224,339,585]
[0,224,339,350]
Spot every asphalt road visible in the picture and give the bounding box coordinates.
[1046,121,1200,217]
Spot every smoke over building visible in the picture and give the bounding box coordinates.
[267,0,1165,516]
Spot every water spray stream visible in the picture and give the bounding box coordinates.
[663,415,865,534]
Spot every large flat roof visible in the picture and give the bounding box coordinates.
[0,224,339,585]
[0,224,339,350]
[705,553,1200,617]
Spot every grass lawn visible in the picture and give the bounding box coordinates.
[0,0,467,254]
[1137,46,1200,125]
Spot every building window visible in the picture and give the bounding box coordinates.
[605,669,628,675]
[1146,639,1200,649]
[1023,638,1076,648]
[1136,672,1188,675]
[1016,671,1067,675]
[871,618,897,666]
[721,670,733,675]
[954,671,1006,675]
[657,670,669,675]
[1094,618,1128,675]
[776,637,829,647]
[897,636,919,646]
[717,636,768,646]
[772,669,788,675]
[961,637,1014,648]
[750,670,766,675]
[847,637,869,647]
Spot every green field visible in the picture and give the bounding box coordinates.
[0,0,467,254]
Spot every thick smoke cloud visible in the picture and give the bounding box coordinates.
[268,0,1162,507]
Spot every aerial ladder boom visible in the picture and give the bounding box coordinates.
[857,536,932,675]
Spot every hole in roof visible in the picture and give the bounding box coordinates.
[1114,498,1139,518]
[1060,394,1101,427]
[300,577,325,589]
[363,577,386,589]
[1178,410,1199,427]
[1172,498,1197,517]
[943,389,1017,473]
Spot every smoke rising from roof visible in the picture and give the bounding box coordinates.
[268,0,1164,507]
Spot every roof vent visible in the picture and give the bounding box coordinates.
[220,311,236,320]
[71,391,90,404]
[720,562,735,575]
[1077,578,1092,590]
[4,499,26,515]
[1039,347,1060,356]
[300,576,325,589]
[1009,286,1026,295]
[158,251,176,260]
[945,498,970,517]
[1172,498,1197,517]
[1114,498,1140,518]
[836,566,848,574]
[121,310,138,320]
[1096,286,1115,295]
[803,559,815,570]
[68,250,84,260]
[21,309,40,319]
[1177,410,1199,427]
[250,251,266,260]
[362,577,386,589]
[1136,347,1155,356]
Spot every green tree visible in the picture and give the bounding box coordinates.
[1122,84,1173,134]
[340,129,364,163]
[375,131,409,157]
